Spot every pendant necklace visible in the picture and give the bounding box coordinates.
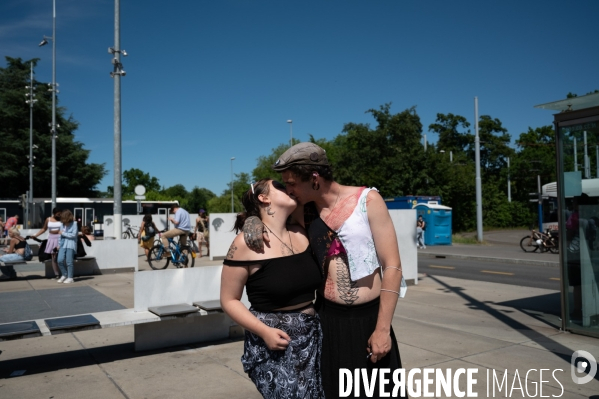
[262,223,294,254]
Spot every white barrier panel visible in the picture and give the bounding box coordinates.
[208,213,238,260]
[389,209,418,284]
[134,265,249,311]
[85,239,139,271]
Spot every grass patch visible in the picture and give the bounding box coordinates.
[452,233,488,245]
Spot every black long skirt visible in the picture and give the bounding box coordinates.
[241,307,325,399]
[315,294,406,399]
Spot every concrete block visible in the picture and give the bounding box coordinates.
[134,312,232,351]
[389,209,418,284]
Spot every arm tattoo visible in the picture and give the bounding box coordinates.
[335,254,359,305]
[243,216,265,251]
[226,243,238,259]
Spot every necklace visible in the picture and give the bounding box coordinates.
[262,223,294,254]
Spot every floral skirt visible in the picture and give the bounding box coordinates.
[241,307,325,399]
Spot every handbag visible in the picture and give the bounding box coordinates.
[76,235,91,259]
[38,239,51,262]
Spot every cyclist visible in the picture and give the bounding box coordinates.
[162,204,191,256]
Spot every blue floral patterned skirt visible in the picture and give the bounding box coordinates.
[241,306,325,399]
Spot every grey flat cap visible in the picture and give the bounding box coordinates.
[273,142,329,171]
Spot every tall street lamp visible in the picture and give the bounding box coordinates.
[39,0,57,210]
[25,62,38,227]
[287,120,293,147]
[230,157,236,213]
[109,0,127,239]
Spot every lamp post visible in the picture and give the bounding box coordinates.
[39,0,57,210]
[25,63,37,227]
[230,157,236,213]
[108,0,127,239]
[474,97,483,242]
[287,120,293,147]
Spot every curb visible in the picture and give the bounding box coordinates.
[418,252,560,268]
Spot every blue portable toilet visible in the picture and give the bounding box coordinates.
[413,203,452,245]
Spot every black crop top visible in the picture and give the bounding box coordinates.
[223,247,323,312]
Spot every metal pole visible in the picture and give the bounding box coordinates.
[574,138,578,172]
[113,0,122,239]
[230,157,235,212]
[583,131,589,178]
[287,120,293,147]
[51,0,57,210]
[474,97,483,242]
[29,63,34,227]
[507,157,511,203]
[423,134,427,152]
[596,145,598,178]
[537,175,543,233]
[450,151,453,163]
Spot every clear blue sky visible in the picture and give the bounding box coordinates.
[2,0,598,197]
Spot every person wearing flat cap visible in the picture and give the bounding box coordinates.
[243,142,406,399]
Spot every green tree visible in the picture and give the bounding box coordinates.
[207,172,251,214]
[0,57,106,197]
[252,143,293,182]
[122,168,161,196]
[428,113,471,154]
[334,104,427,197]
[187,187,216,213]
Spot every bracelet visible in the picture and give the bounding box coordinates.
[380,288,400,296]
[383,266,402,272]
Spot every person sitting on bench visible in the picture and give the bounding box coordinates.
[0,227,27,280]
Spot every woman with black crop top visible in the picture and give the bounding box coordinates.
[221,179,325,399]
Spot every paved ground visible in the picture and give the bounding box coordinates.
[0,232,598,398]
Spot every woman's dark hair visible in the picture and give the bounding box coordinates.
[82,226,92,235]
[143,214,153,223]
[287,164,333,182]
[52,207,62,215]
[233,179,271,233]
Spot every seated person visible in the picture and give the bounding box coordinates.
[0,227,27,280]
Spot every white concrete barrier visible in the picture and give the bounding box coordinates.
[389,209,418,285]
[134,265,242,310]
[208,213,237,260]
[132,265,248,351]
[43,239,138,276]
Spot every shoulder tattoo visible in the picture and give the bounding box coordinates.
[226,243,238,259]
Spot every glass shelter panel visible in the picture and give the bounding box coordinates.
[559,119,599,336]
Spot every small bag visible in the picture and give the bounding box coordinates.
[23,243,33,261]
[190,232,197,241]
[38,240,51,262]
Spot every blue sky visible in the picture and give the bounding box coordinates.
[2,0,598,197]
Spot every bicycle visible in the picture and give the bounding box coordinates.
[122,224,139,239]
[147,230,195,270]
[520,229,559,254]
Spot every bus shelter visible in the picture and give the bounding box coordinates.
[536,92,599,337]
